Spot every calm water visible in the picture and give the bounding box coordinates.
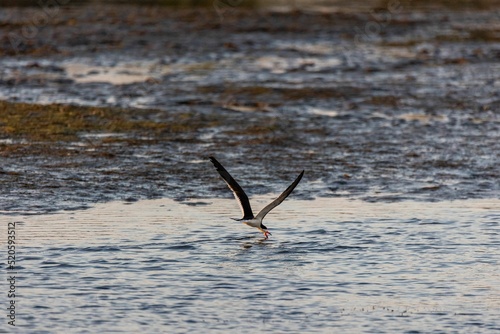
[3,197,499,333]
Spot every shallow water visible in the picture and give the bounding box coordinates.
[3,197,499,333]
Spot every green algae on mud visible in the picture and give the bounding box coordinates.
[0,101,230,213]
[0,101,216,143]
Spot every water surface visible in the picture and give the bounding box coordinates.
[4,197,499,333]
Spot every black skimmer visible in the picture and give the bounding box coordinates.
[209,156,304,239]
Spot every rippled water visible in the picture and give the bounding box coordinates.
[3,197,499,333]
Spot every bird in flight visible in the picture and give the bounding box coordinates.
[209,156,304,239]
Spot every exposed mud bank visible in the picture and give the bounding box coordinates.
[1,3,499,213]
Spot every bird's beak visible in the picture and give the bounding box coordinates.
[263,230,272,239]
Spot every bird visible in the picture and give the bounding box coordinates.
[209,156,304,239]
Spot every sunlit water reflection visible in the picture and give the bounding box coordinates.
[3,197,500,333]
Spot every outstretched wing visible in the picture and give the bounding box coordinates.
[255,170,304,221]
[209,157,254,220]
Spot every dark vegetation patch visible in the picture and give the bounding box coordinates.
[0,101,215,143]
